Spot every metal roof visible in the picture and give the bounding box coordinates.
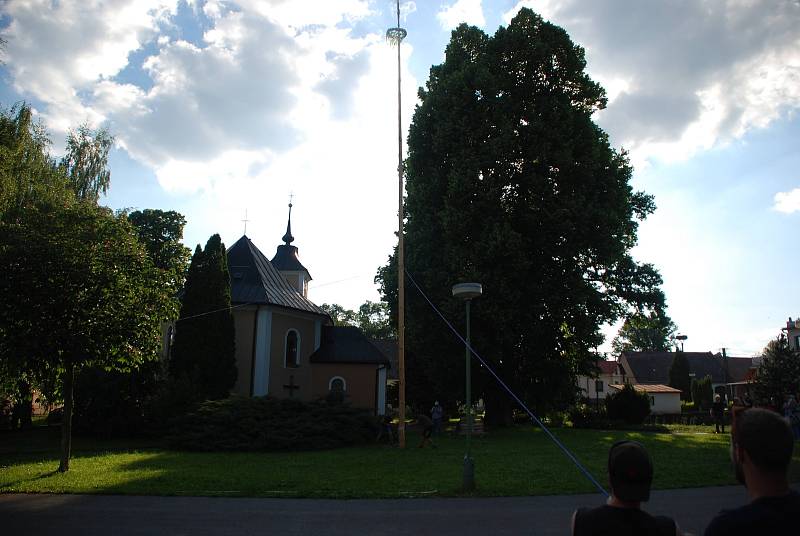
[226,235,328,318]
[270,244,311,277]
[310,326,391,366]
[610,383,681,394]
[620,351,754,384]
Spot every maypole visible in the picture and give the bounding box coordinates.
[386,0,407,448]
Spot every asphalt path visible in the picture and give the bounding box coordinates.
[5,484,794,535]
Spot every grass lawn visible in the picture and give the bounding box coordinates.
[2,424,798,498]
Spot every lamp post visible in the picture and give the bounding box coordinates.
[676,334,687,352]
[452,282,482,491]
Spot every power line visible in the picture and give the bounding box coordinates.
[174,302,252,323]
[405,268,609,496]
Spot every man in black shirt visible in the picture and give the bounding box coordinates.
[705,407,799,535]
[571,441,682,535]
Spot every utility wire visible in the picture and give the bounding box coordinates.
[405,268,609,496]
[174,302,252,323]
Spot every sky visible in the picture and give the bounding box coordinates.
[1,0,798,357]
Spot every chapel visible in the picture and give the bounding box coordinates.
[224,204,389,414]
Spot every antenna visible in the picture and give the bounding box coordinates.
[387,0,407,449]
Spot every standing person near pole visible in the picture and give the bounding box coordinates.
[431,400,443,435]
[417,413,434,448]
[711,394,726,434]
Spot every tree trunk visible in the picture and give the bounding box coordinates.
[483,390,514,428]
[59,362,75,473]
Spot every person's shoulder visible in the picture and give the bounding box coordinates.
[704,493,800,536]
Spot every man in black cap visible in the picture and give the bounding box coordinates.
[571,440,682,536]
[704,407,799,535]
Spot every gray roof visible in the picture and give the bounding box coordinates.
[310,326,391,366]
[226,235,328,318]
[370,338,399,379]
[271,244,311,277]
[620,351,754,384]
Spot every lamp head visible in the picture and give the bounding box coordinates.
[452,282,483,300]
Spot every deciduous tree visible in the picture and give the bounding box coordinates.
[377,9,665,424]
[612,310,676,355]
[0,202,175,471]
[754,335,800,405]
[60,123,114,203]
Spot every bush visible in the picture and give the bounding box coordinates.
[605,384,651,425]
[568,403,608,428]
[167,396,379,451]
[681,401,695,413]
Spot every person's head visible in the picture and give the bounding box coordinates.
[434,401,439,406]
[731,407,794,485]
[714,394,721,402]
[608,440,653,503]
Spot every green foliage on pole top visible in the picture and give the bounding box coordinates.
[668,351,691,400]
[605,384,651,425]
[612,310,677,355]
[376,8,665,426]
[169,234,237,403]
[691,375,713,410]
[754,335,800,405]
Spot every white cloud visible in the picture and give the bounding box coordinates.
[502,0,800,167]
[774,188,800,214]
[437,0,485,30]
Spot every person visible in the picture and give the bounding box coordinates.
[417,413,434,448]
[431,401,444,435]
[742,393,753,408]
[571,440,683,535]
[376,414,396,445]
[711,394,725,433]
[704,407,799,535]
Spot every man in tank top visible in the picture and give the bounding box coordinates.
[571,440,683,536]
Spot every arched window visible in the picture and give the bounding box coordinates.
[285,329,300,368]
[329,376,346,392]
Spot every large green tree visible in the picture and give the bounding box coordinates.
[754,335,800,405]
[0,103,71,220]
[128,209,191,291]
[59,123,114,203]
[169,234,237,402]
[612,310,677,355]
[0,202,175,471]
[377,10,664,424]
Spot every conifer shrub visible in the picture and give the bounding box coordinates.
[605,384,651,425]
[167,396,378,451]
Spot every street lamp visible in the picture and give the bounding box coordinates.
[452,282,482,491]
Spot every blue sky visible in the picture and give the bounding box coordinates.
[1,0,798,356]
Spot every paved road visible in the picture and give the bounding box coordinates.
[1,485,789,535]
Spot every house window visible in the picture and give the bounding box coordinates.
[329,376,346,392]
[285,330,300,368]
[794,335,800,350]
[595,380,604,393]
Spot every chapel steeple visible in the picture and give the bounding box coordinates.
[271,200,312,298]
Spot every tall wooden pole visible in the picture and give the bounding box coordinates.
[387,0,407,448]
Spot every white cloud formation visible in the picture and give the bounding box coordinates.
[774,187,800,214]
[503,0,800,166]
[2,0,177,133]
[437,0,485,29]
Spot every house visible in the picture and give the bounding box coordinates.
[785,317,800,351]
[608,384,681,414]
[619,351,754,400]
[576,359,625,400]
[171,204,390,414]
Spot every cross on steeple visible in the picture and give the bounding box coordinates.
[283,375,300,398]
[242,209,250,235]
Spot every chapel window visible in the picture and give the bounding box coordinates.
[329,377,346,393]
[285,330,299,368]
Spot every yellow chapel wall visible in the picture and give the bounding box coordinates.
[312,363,378,411]
[232,306,256,396]
[268,311,317,401]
